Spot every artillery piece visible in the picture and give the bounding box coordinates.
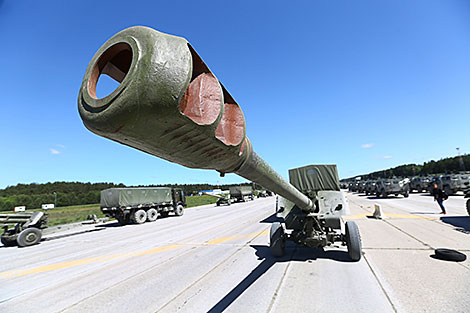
[78,26,362,261]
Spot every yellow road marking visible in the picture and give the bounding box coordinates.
[0,229,269,280]
[206,229,269,245]
[344,213,437,220]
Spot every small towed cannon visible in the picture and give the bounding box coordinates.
[78,26,361,260]
[1,212,48,247]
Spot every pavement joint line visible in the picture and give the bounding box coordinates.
[363,254,398,313]
[266,247,297,313]
[155,224,270,312]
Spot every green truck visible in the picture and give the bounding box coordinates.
[229,186,254,202]
[100,187,186,225]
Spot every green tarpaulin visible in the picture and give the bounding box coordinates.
[100,188,172,208]
[289,164,340,192]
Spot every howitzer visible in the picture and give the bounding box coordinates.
[78,27,361,260]
[78,26,313,213]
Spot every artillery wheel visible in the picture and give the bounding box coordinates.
[17,228,42,247]
[160,212,169,218]
[345,221,362,261]
[1,236,17,247]
[175,205,184,216]
[131,209,147,224]
[270,222,285,257]
[147,209,158,222]
[466,199,470,216]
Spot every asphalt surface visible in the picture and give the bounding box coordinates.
[1,193,469,313]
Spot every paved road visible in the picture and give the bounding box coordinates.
[1,194,469,312]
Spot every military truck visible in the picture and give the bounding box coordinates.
[375,178,410,198]
[357,181,367,194]
[441,174,470,196]
[100,187,186,225]
[274,165,361,261]
[364,181,377,196]
[409,176,431,193]
[229,186,254,202]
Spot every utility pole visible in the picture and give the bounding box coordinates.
[53,192,57,208]
[457,147,465,172]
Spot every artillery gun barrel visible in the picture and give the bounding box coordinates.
[78,26,313,212]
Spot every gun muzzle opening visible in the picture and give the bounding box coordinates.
[87,42,133,99]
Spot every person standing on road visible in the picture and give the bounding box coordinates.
[432,183,447,214]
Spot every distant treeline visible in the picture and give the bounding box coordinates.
[343,154,470,181]
[0,181,251,211]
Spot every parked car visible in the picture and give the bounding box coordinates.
[441,174,470,195]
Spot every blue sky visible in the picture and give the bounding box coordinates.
[0,0,469,189]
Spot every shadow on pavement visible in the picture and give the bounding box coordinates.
[440,216,470,233]
[207,243,352,313]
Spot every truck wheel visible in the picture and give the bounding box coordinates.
[270,222,285,257]
[466,199,470,216]
[131,209,147,224]
[17,228,42,247]
[1,236,17,247]
[175,205,184,216]
[345,221,362,261]
[147,209,158,222]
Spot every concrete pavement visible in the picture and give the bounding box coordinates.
[1,193,469,312]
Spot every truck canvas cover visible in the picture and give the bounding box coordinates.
[100,188,172,208]
[289,164,340,193]
[229,186,252,195]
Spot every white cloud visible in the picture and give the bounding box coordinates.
[361,143,374,149]
[376,155,392,159]
[56,144,65,148]
[50,148,60,155]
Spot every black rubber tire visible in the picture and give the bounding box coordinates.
[175,205,184,216]
[403,191,409,198]
[147,208,158,222]
[270,222,285,257]
[345,221,362,261]
[17,228,42,247]
[381,190,387,198]
[131,209,147,224]
[1,236,18,247]
[216,201,220,206]
[376,191,381,198]
[435,249,467,262]
[467,199,470,216]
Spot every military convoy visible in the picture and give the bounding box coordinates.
[100,187,186,225]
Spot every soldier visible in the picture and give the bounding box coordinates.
[432,183,447,214]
